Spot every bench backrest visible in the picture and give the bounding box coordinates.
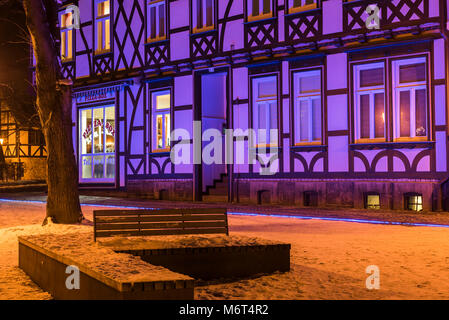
[93,208,228,241]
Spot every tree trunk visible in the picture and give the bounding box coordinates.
[23,0,82,224]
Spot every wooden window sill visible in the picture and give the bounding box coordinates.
[294,141,322,146]
[95,49,112,56]
[355,138,386,144]
[192,26,215,34]
[289,3,317,14]
[146,36,167,44]
[152,148,170,153]
[247,12,273,22]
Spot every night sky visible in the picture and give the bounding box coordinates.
[0,0,36,126]
[0,1,28,87]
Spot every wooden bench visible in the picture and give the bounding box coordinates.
[93,208,229,241]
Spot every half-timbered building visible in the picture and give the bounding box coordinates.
[53,0,449,211]
[0,102,46,181]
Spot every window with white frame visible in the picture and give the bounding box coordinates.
[354,62,386,142]
[151,90,171,151]
[147,0,166,42]
[392,57,428,140]
[248,0,273,21]
[96,0,111,53]
[293,70,322,144]
[60,12,73,61]
[288,0,317,14]
[252,76,278,146]
[193,0,214,32]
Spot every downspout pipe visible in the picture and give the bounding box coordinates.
[438,0,449,210]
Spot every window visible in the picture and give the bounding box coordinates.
[392,58,428,141]
[288,0,317,14]
[293,70,322,145]
[60,12,73,61]
[365,193,380,209]
[28,130,44,146]
[248,0,273,21]
[405,193,423,211]
[193,0,214,32]
[147,0,166,42]
[303,191,318,207]
[96,0,111,53]
[354,62,386,143]
[252,76,278,147]
[151,90,171,151]
[80,106,115,181]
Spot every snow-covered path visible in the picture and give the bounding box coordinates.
[1,202,449,300]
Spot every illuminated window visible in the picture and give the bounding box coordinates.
[193,0,214,32]
[293,70,322,145]
[252,76,278,147]
[147,0,166,42]
[365,194,380,209]
[288,0,317,14]
[80,106,115,181]
[248,0,273,21]
[405,194,423,211]
[151,90,171,151]
[354,62,386,143]
[60,12,73,61]
[392,57,427,141]
[96,0,111,53]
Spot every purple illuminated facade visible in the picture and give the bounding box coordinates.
[46,0,449,211]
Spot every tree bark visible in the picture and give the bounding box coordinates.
[23,0,82,224]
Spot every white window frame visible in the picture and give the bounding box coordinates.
[288,0,317,14]
[248,0,273,22]
[252,76,278,147]
[151,89,171,152]
[60,12,73,61]
[392,57,428,141]
[353,62,386,142]
[95,0,111,54]
[147,0,166,42]
[193,0,215,33]
[293,69,322,145]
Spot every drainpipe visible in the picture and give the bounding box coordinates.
[438,0,449,210]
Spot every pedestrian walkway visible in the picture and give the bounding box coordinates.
[1,191,449,228]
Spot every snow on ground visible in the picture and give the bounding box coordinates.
[1,201,449,299]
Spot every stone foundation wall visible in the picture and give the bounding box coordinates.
[4,157,47,181]
[233,179,439,211]
[127,179,193,201]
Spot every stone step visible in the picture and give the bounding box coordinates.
[202,194,228,202]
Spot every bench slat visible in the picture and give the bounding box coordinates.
[94,208,227,216]
[96,221,227,231]
[95,214,227,224]
[95,228,227,238]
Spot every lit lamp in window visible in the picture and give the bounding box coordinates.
[0,138,3,145]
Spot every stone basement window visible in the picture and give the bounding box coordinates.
[365,193,380,210]
[303,191,318,207]
[405,193,423,212]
